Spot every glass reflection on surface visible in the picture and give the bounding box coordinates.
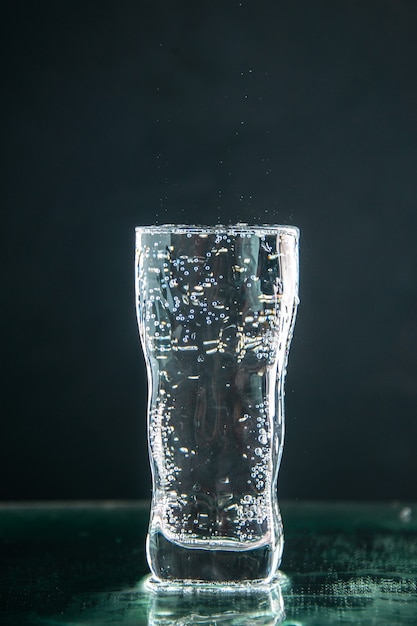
[146,576,286,625]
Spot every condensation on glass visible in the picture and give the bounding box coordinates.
[135,224,299,589]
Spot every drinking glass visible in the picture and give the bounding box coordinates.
[135,224,299,588]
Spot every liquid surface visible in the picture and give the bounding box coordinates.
[135,227,298,581]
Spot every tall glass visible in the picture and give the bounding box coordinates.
[135,224,299,588]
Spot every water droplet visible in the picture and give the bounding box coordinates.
[399,507,412,522]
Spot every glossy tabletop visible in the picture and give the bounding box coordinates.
[1,501,416,625]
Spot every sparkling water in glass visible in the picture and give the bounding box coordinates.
[135,224,299,588]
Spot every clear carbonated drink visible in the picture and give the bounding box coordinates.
[135,224,299,587]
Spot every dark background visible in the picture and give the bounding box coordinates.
[1,0,417,501]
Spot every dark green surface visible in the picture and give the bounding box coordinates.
[1,502,416,625]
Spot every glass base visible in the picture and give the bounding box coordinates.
[141,570,290,594]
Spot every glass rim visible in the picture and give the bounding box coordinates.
[135,223,299,237]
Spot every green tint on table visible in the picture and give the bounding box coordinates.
[1,502,416,625]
